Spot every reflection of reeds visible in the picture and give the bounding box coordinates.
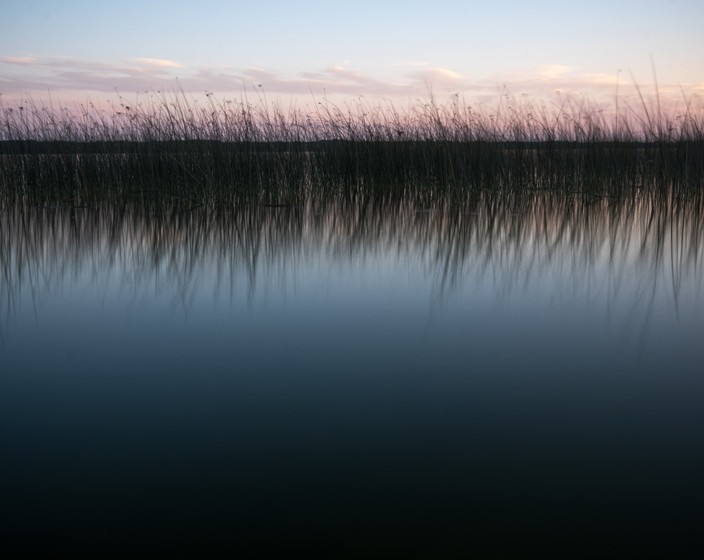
[1,92,702,202]
[2,191,702,341]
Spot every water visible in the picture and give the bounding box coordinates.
[2,190,703,555]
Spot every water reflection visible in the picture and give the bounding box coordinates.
[2,189,703,342]
[2,189,704,555]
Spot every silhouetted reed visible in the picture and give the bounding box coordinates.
[1,89,702,203]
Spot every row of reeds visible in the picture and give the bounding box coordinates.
[1,89,702,202]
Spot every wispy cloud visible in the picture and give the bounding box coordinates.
[0,56,37,64]
[0,56,485,100]
[411,67,464,86]
[133,58,181,68]
[538,64,573,79]
[1,56,701,112]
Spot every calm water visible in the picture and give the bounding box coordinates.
[2,190,704,555]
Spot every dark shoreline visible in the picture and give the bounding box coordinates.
[2,139,702,202]
[3,137,704,156]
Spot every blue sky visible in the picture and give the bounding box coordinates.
[1,0,703,109]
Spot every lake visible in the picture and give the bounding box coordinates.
[2,189,703,556]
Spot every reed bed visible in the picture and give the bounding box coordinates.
[1,89,702,203]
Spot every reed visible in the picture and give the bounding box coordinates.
[1,88,702,203]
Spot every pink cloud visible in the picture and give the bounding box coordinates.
[1,56,701,119]
[133,58,181,68]
[0,56,37,65]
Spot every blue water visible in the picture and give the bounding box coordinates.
[2,192,703,555]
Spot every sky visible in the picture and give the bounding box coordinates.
[1,0,703,113]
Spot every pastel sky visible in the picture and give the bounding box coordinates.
[1,0,703,111]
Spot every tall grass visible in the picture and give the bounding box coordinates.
[1,88,702,203]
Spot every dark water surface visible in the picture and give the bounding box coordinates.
[2,190,704,556]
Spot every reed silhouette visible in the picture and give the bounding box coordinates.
[1,90,702,203]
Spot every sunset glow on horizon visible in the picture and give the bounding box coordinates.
[2,0,703,116]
